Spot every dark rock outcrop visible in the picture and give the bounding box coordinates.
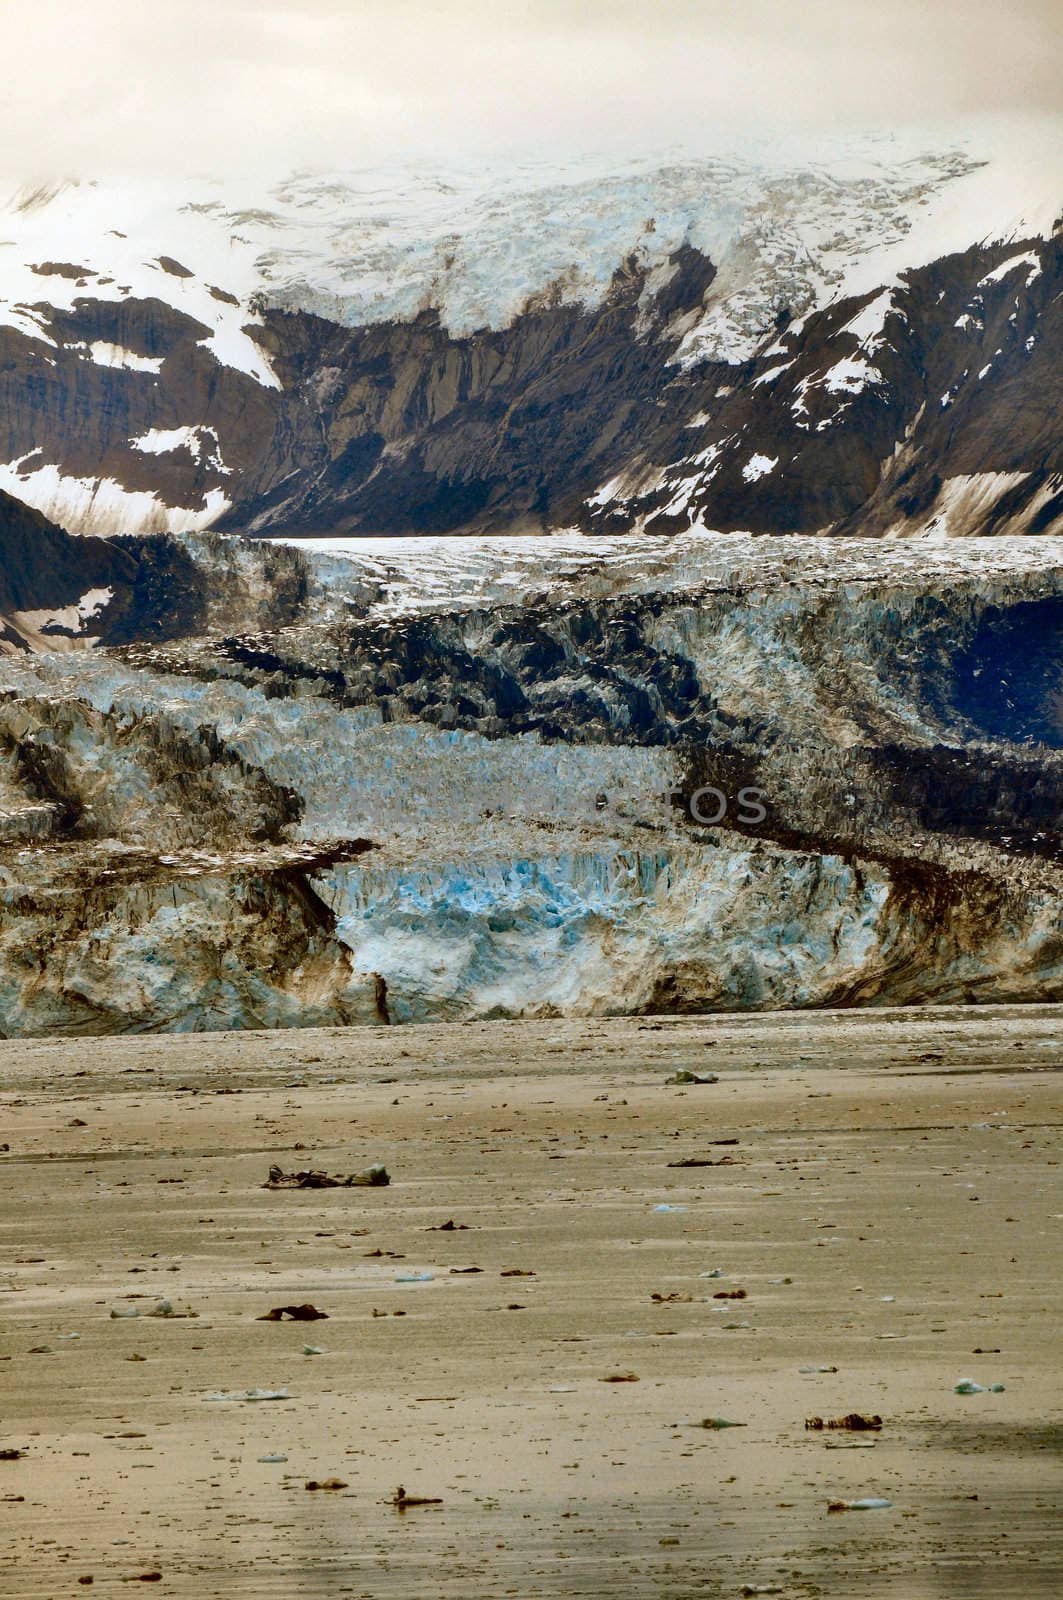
[226,244,718,535]
[0,489,136,630]
[580,236,1063,538]
[0,489,313,652]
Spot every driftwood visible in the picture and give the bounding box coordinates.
[257,1304,329,1322]
[668,1156,736,1167]
[806,1413,883,1432]
[263,1164,390,1189]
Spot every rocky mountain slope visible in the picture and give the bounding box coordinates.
[0,486,315,653]
[0,134,1059,543]
[2,531,1063,1033]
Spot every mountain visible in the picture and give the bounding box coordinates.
[0,487,312,655]
[0,488,134,650]
[0,130,1059,543]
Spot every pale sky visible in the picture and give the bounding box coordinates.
[1,0,1061,178]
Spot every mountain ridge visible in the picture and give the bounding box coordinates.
[0,137,1059,544]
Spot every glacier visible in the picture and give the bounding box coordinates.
[2,529,1063,1033]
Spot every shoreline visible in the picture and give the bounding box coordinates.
[2,1009,1061,1597]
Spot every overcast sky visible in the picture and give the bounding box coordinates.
[1,0,1060,178]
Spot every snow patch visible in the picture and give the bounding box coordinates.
[822,356,880,397]
[838,288,901,346]
[786,287,898,430]
[742,453,778,483]
[0,179,280,388]
[80,341,164,374]
[13,587,114,638]
[0,458,231,537]
[585,472,629,511]
[792,354,883,428]
[0,304,58,347]
[752,362,791,388]
[130,425,229,472]
[692,439,730,471]
[978,250,1043,289]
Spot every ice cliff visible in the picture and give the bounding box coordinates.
[2,530,1063,1033]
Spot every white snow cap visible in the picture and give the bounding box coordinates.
[0,120,1058,375]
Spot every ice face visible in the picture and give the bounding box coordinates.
[3,529,1063,1032]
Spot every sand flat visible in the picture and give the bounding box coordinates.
[1,1005,1061,1597]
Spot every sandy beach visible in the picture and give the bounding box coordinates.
[2,1005,1061,1598]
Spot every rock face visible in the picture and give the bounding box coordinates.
[0,489,137,651]
[3,235,1060,544]
[3,532,1063,1033]
[231,235,1063,543]
[0,488,312,653]
[583,237,1063,540]
[229,245,719,536]
[0,146,1059,543]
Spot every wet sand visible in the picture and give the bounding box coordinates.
[1,1005,1061,1598]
